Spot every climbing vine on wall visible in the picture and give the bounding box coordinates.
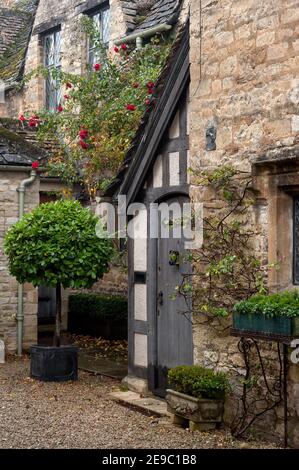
[178,165,277,323]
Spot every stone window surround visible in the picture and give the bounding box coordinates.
[253,156,299,292]
[32,1,108,37]
[75,0,109,16]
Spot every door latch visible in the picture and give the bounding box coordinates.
[158,291,164,305]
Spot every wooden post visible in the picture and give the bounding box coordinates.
[54,283,62,347]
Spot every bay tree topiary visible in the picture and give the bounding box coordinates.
[4,199,114,346]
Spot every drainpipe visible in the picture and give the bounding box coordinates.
[114,23,173,49]
[17,169,37,356]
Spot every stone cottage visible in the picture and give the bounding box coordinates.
[105,0,299,448]
[0,0,179,353]
[1,0,299,448]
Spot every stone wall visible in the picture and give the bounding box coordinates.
[0,170,39,352]
[188,0,299,447]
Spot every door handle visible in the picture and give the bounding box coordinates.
[158,291,164,305]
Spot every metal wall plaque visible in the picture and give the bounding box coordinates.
[206,126,217,151]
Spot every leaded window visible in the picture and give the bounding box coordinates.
[43,29,62,111]
[293,197,299,284]
[88,7,110,65]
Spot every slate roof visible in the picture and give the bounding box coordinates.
[134,0,182,33]
[121,0,182,34]
[0,124,48,166]
[0,0,39,87]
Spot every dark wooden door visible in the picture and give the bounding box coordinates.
[154,195,193,396]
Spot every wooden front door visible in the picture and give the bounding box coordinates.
[153,195,193,396]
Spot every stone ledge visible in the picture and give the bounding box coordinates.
[110,390,169,418]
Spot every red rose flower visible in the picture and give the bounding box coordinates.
[126,104,136,111]
[145,98,150,106]
[32,161,39,169]
[28,119,37,128]
[79,140,89,150]
[146,81,155,89]
[57,105,63,113]
[19,115,26,122]
[132,82,139,88]
[121,43,127,51]
[66,82,73,89]
[147,88,153,95]
[64,94,69,100]
[79,129,89,140]
[114,46,119,53]
[94,63,101,72]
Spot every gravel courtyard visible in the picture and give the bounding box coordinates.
[0,357,278,449]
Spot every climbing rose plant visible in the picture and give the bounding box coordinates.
[21,21,170,194]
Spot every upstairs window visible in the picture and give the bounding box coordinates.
[88,6,110,65]
[43,29,62,111]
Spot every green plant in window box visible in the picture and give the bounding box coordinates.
[233,290,299,338]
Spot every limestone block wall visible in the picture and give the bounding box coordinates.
[188,0,299,447]
[0,170,39,352]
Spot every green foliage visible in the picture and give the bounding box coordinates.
[168,365,230,399]
[234,290,299,318]
[22,20,171,193]
[4,200,114,288]
[177,165,272,321]
[69,293,127,321]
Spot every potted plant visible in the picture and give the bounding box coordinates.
[4,199,114,382]
[233,290,299,339]
[166,365,230,431]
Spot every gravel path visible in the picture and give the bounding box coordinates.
[0,357,278,449]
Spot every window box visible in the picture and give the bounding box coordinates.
[232,291,299,339]
[233,311,299,338]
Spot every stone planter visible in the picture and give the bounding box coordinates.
[30,345,78,382]
[233,311,299,339]
[166,389,224,431]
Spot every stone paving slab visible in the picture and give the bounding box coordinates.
[78,352,127,380]
[110,390,169,418]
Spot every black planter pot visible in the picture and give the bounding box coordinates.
[30,345,78,382]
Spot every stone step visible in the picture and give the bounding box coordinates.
[110,390,169,418]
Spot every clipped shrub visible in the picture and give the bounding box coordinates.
[69,293,127,320]
[68,293,127,340]
[168,365,230,399]
[233,290,299,318]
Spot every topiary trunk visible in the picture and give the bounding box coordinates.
[54,283,62,347]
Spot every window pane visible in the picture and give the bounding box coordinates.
[54,30,61,66]
[44,29,61,110]
[294,198,299,284]
[102,8,110,45]
[88,7,110,65]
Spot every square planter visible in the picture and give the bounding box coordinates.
[233,311,299,338]
[166,389,224,431]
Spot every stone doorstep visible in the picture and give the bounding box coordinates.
[109,390,169,418]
